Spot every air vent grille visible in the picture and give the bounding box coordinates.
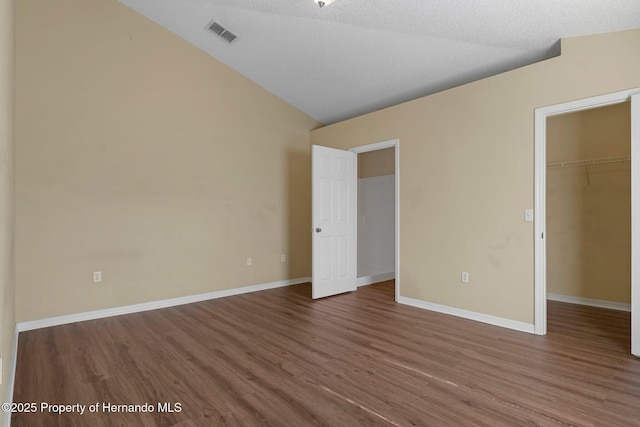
[207,21,237,44]
[220,31,237,43]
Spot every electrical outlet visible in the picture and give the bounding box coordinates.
[461,272,469,283]
[93,271,102,283]
[281,254,286,262]
[246,258,252,266]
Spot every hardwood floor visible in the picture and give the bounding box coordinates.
[11,281,640,426]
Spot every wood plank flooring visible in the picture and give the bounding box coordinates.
[11,281,640,426]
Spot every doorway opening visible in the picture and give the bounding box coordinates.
[350,140,400,302]
[355,147,396,295]
[534,89,639,357]
[311,140,399,301]
[546,102,631,347]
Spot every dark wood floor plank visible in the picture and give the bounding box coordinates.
[12,281,640,426]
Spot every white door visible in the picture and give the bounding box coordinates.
[632,93,640,357]
[312,145,357,299]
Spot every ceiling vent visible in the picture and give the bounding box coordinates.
[207,21,237,44]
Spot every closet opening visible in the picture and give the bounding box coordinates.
[350,140,399,301]
[545,101,631,348]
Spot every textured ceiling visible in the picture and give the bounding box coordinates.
[119,0,640,124]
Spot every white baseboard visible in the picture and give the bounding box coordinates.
[397,296,535,334]
[547,293,631,312]
[17,277,311,332]
[2,326,18,427]
[357,272,395,287]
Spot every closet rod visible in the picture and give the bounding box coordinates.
[547,155,630,169]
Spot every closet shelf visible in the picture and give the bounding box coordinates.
[547,156,630,169]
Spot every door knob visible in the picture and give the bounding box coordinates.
[315,227,322,233]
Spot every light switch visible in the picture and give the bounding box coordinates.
[525,209,534,222]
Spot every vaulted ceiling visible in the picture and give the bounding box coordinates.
[119,0,640,124]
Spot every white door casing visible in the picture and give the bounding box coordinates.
[312,145,357,299]
[632,93,640,357]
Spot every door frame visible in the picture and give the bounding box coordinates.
[349,139,400,302]
[534,89,640,355]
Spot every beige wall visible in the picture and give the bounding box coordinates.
[547,103,631,303]
[358,147,395,178]
[15,0,319,322]
[311,29,640,324]
[0,0,14,417]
